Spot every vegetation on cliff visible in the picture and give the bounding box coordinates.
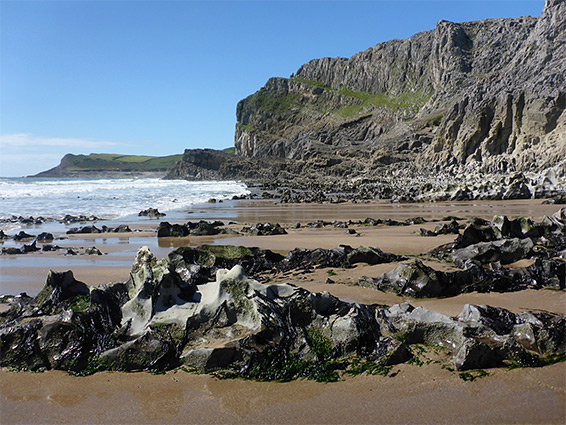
[34,153,183,177]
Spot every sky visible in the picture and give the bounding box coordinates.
[0,0,545,177]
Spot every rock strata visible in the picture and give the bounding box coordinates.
[164,0,565,204]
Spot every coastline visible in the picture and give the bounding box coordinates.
[1,197,565,424]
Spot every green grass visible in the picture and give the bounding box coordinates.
[290,77,328,88]
[335,86,431,117]
[64,153,183,172]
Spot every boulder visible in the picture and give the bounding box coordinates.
[360,261,446,298]
[451,238,534,267]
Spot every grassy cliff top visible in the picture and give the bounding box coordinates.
[34,153,184,177]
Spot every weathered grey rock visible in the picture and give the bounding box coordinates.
[361,261,446,298]
[451,237,534,266]
[1,247,563,376]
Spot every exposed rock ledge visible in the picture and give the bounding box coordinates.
[1,245,563,379]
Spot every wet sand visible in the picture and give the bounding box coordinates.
[1,362,564,424]
[1,198,565,424]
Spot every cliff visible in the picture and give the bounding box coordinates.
[234,0,565,175]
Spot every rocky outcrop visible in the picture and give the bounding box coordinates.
[233,0,565,179]
[157,220,236,237]
[162,2,565,202]
[361,208,566,297]
[1,247,564,377]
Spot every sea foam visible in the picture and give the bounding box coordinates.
[0,177,249,220]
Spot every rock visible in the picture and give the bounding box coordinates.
[157,222,189,238]
[420,228,437,237]
[22,241,40,253]
[361,261,446,298]
[2,247,23,255]
[435,220,460,235]
[138,208,166,218]
[451,237,534,266]
[0,248,564,376]
[453,219,498,249]
[102,225,132,233]
[157,221,230,237]
[35,270,90,310]
[67,225,102,235]
[452,340,502,370]
[42,245,62,252]
[36,232,54,242]
[241,222,287,236]
[188,220,223,236]
[100,330,177,371]
[346,246,401,266]
[85,247,103,256]
[13,231,34,241]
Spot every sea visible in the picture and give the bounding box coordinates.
[0,177,250,230]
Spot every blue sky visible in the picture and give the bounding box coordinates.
[0,0,544,177]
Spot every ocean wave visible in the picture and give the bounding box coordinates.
[0,177,249,220]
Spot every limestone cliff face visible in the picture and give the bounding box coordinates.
[424,0,566,174]
[235,0,564,174]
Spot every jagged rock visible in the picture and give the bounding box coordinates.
[35,270,90,311]
[138,208,166,218]
[101,225,133,233]
[22,241,40,253]
[453,219,498,249]
[100,330,178,371]
[0,248,564,376]
[420,228,437,237]
[13,231,34,241]
[453,340,502,370]
[241,222,287,236]
[435,220,461,235]
[188,220,223,236]
[361,261,446,298]
[157,222,189,237]
[63,214,99,225]
[345,246,401,266]
[168,245,284,281]
[67,225,101,235]
[451,237,534,266]
[85,247,103,256]
[157,221,231,238]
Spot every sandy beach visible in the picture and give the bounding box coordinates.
[1,198,565,424]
